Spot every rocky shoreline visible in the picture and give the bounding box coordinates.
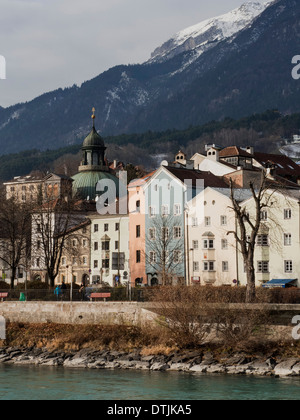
[1,346,300,378]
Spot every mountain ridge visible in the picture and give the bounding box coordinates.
[149,1,271,64]
[0,0,298,155]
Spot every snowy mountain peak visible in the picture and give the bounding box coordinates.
[149,1,272,63]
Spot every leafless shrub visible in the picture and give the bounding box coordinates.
[148,286,212,349]
[210,305,271,351]
[147,286,273,350]
[256,288,300,304]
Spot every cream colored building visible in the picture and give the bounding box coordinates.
[4,174,44,202]
[185,187,251,286]
[237,189,300,288]
[58,220,91,286]
[30,204,89,285]
[190,147,236,177]
[4,173,73,203]
[90,213,130,287]
[186,186,300,288]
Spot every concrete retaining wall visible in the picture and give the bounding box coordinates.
[0,302,158,326]
[0,301,300,326]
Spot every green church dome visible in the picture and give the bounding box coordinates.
[72,109,119,202]
[82,126,105,149]
[72,170,119,201]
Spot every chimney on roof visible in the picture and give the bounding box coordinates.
[266,163,277,178]
[185,160,194,169]
[246,146,254,155]
[206,147,220,162]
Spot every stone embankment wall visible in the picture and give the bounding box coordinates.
[0,302,159,326]
[0,301,300,326]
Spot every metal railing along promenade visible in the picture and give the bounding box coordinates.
[0,288,146,302]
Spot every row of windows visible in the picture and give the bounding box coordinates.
[204,216,228,227]
[191,209,294,228]
[253,260,294,274]
[94,223,119,233]
[93,253,125,270]
[194,261,228,273]
[135,250,182,265]
[94,240,119,251]
[148,250,182,264]
[61,257,89,266]
[35,256,89,268]
[35,254,295,274]
[248,233,293,247]
[10,185,36,192]
[149,204,182,217]
[132,252,296,273]
[261,209,293,220]
[189,234,294,251]
[192,260,295,274]
[36,238,89,250]
[148,226,182,240]
[190,216,229,228]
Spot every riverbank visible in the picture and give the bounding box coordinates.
[1,345,300,378]
[1,322,300,378]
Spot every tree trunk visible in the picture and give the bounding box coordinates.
[10,268,16,290]
[49,272,56,288]
[246,266,256,303]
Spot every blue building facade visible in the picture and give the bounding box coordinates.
[144,165,228,286]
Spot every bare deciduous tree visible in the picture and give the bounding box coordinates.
[31,196,87,287]
[148,285,211,349]
[0,194,32,289]
[227,171,285,303]
[146,215,184,286]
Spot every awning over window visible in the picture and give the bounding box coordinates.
[262,279,298,288]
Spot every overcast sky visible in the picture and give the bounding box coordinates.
[0,0,266,108]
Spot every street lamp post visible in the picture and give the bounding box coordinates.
[190,248,194,285]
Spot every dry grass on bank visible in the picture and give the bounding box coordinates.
[1,322,300,360]
[0,322,177,354]
[1,320,300,359]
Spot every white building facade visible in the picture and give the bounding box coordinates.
[90,214,130,287]
[237,189,300,288]
[186,187,300,289]
[185,187,250,286]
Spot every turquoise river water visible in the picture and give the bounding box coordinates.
[1,365,300,400]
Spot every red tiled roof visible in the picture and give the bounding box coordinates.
[219,146,254,158]
[128,171,156,188]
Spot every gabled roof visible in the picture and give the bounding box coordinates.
[5,172,73,184]
[186,187,253,210]
[128,171,156,188]
[165,167,228,189]
[44,173,73,181]
[4,174,44,184]
[253,152,300,178]
[190,152,206,160]
[220,146,254,158]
